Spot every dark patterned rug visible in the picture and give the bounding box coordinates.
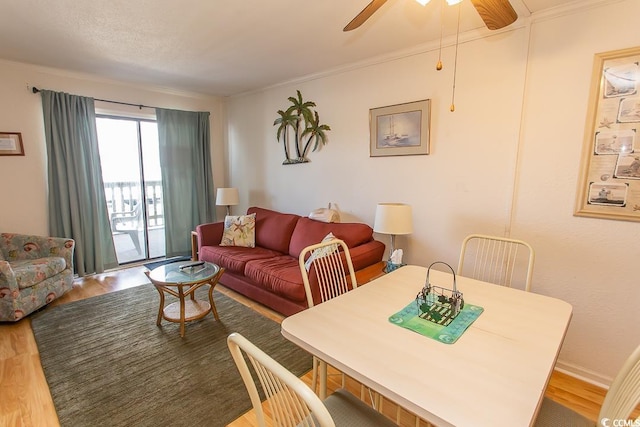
[31,284,312,427]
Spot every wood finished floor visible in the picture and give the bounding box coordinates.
[0,264,609,426]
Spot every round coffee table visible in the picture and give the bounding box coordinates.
[144,261,225,337]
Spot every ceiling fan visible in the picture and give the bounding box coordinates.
[344,0,518,32]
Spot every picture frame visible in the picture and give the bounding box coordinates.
[574,47,640,222]
[370,99,430,157]
[0,132,25,156]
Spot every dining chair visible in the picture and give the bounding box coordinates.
[299,237,357,400]
[457,233,535,292]
[535,343,640,426]
[227,333,397,427]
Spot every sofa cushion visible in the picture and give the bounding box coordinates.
[199,245,282,275]
[11,257,66,289]
[220,213,256,247]
[244,256,307,303]
[289,217,374,259]
[247,207,301,254]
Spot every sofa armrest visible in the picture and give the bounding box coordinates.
[0,233,75,270]
[196,222,224,251]
[348,240,386,272]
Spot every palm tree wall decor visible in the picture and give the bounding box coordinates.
[273,90,331,164]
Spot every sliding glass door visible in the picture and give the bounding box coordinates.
[96,116,165,264]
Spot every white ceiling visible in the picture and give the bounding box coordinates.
[0,0,577,97]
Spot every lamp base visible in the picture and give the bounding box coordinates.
[389,234,396,258]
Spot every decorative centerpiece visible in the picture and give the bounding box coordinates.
[416,262,464,326]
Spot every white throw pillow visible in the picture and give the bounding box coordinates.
[304,232,337,271]
[220,213,256,248]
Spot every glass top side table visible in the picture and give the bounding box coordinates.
[144,261,225,337]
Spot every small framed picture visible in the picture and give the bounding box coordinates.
[614,153,640,179]
[617,97,640,123]
[594,129,635,155]
[0,132,25,156]
[587,182,628,207]
[369,99,430,157]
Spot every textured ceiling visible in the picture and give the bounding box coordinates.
[0,0,578,96]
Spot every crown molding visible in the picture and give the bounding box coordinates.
[1,58,219,101]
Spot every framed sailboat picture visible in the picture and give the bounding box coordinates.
[369,99,430,157]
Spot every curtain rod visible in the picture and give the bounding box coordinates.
[31,86,155,110]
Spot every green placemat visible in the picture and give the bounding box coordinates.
[389,300,484,344]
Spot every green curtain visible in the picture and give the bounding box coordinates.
[156,108,215,257]
[41,90,118,276]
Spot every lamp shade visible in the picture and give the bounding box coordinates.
[373,203,413,235]
[215,188,239,206]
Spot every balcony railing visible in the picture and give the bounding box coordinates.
[104,180,164,227]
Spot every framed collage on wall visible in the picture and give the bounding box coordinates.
[574,46,640,222]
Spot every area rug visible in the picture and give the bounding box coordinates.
[31,284,312,427]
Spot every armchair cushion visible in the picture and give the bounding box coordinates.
[11,257,67,289]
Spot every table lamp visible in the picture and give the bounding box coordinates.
[216,187,239,216]
[373,203,413,258]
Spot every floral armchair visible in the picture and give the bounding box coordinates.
[0,233,75,321]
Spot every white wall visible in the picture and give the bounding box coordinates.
[514,2,640,383]
[0,60,226,235]
[227,0,640,384]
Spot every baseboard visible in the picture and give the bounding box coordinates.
[554,359,612,390]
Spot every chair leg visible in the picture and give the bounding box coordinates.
[126,230,141,254]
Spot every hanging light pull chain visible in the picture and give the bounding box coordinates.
[450,2,461,112]
[436,0,444,71]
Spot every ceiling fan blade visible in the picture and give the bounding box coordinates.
[343,0,389,32]
[470,0,517,30]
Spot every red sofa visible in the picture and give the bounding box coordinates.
[196,206,385,316]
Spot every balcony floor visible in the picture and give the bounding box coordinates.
[113,226,166,264]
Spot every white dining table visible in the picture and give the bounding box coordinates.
[281,265,573,427]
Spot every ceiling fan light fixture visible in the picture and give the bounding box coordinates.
[345,0,517,32]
